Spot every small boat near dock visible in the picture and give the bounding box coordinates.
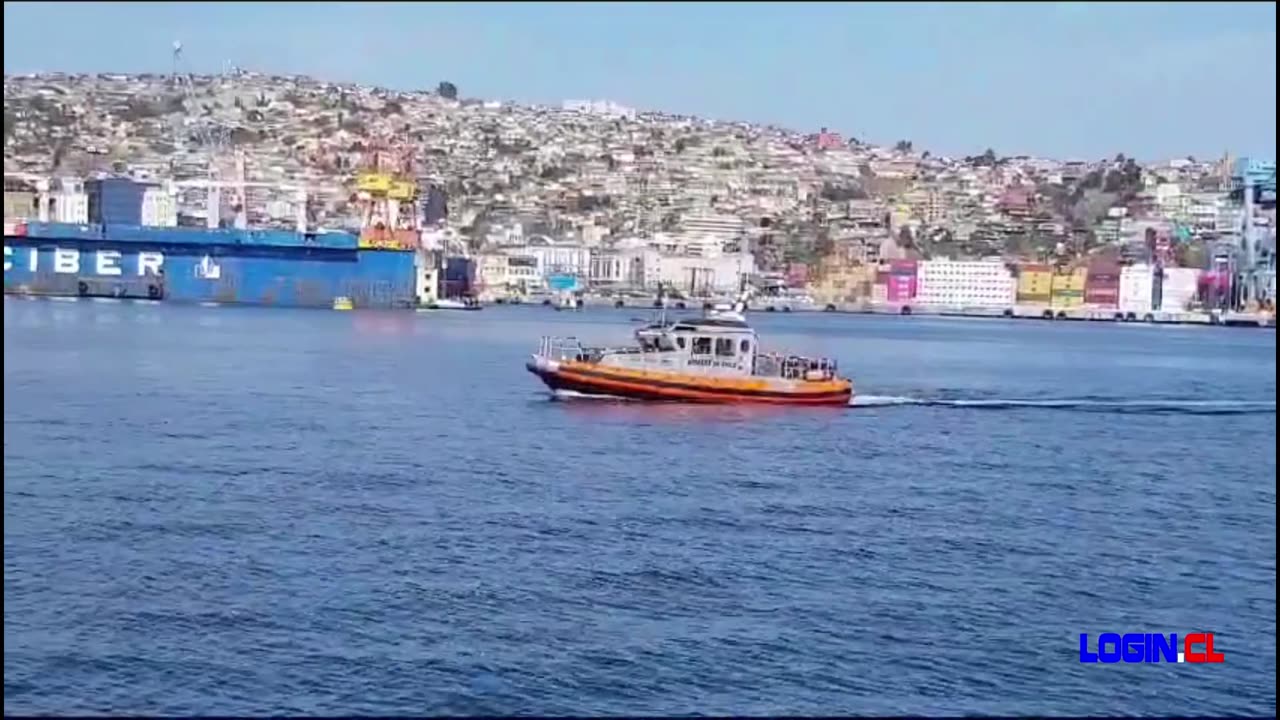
[526,293,853,405]
[420,296,482,311]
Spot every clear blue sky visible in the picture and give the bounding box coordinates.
[4,1,1275,162]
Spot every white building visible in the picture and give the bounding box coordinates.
[513,237,591,279]
[647,231,725,259]
[915,260,1016,308]
[678,213,747,242]
[589,247,661,288]
[658,252,756,295]
[1154,183,1186,218]
[476,251,541,292]
[1186,192,1227,232]
[561,99,636,120]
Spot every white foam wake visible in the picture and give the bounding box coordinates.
[850,395,1275,415]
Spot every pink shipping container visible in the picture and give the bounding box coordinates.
[886,274,917,301]
[1085,272,1120,306]
[889,259,917,276]
[1087,258,1121,278]
[786,262,809,287]
[1084,286,1120,307]
[1199,270,1231,290]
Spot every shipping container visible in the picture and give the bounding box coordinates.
[889,259,917,276]
[1051,288,1085,308]
[1084,285,1120,307]
[441,279,472,299]
[3,191,37,221]
[51,191,89,224]
[86,178,146,226]
[141,188,178,227]
[786,262,809,288]
[444,256,474,280]
[1051,267,1087,295]
[1160,267,1200,311]
[1016,263,1052,300]
[1083,267,1120,308]
[886,273,917,302]
[1119,264,1155,313]
[1087,258,1121,278]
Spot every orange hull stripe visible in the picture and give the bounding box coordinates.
[559,361,851,394]
[553,368,852,405]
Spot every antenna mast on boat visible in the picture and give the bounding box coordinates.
[732,275,751,315]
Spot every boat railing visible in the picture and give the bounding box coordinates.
[537,335,587,361]
[753,351,839,381]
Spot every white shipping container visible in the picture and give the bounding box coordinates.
[141,188,178,227]
[1162,267,1201,289]
[1119,264,1154,313]
[916,259,1015,307]
[1160,267,1201,311]
[51,191,89,224]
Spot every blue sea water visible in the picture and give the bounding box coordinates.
[4,297,1276,716]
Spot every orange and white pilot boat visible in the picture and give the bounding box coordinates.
[526,298,853,406]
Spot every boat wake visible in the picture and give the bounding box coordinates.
[850,394,1277,416]
[546,390,1274,416]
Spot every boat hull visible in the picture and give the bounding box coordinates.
[527,357,853,406]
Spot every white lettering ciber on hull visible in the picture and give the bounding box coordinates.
[4,247,164,276]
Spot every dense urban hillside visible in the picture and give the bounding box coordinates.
[3,70,1243,274]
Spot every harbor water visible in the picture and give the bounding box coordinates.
[3,297,1276,715]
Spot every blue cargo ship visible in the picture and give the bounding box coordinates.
[4,221,419,309]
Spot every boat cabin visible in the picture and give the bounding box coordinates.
[611,315,758,377]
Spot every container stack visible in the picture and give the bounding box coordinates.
[1015,262,1051,304]
[1050,267,1087,308]
[886,259,917,302]
[140,186,178,227]
[442,256,475,298]
[1160,267,1201,311]
[1119,264,1155,314]
[1084,259,1121,308]
[86,178,145,226]
[871,271,889,304]
[51,179,89,224]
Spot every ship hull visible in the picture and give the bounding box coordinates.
[527,357,853,406]
[5,222,418,309]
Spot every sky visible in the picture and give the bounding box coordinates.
[4,1,1275,162]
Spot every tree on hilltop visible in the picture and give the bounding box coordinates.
[437,81,458,100]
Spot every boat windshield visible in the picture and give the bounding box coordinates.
[641,334,679,352]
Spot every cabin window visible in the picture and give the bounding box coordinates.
[739,339,751,354]
[715,338,735,357]
[691,337,712,355]
[676,337,686,349]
